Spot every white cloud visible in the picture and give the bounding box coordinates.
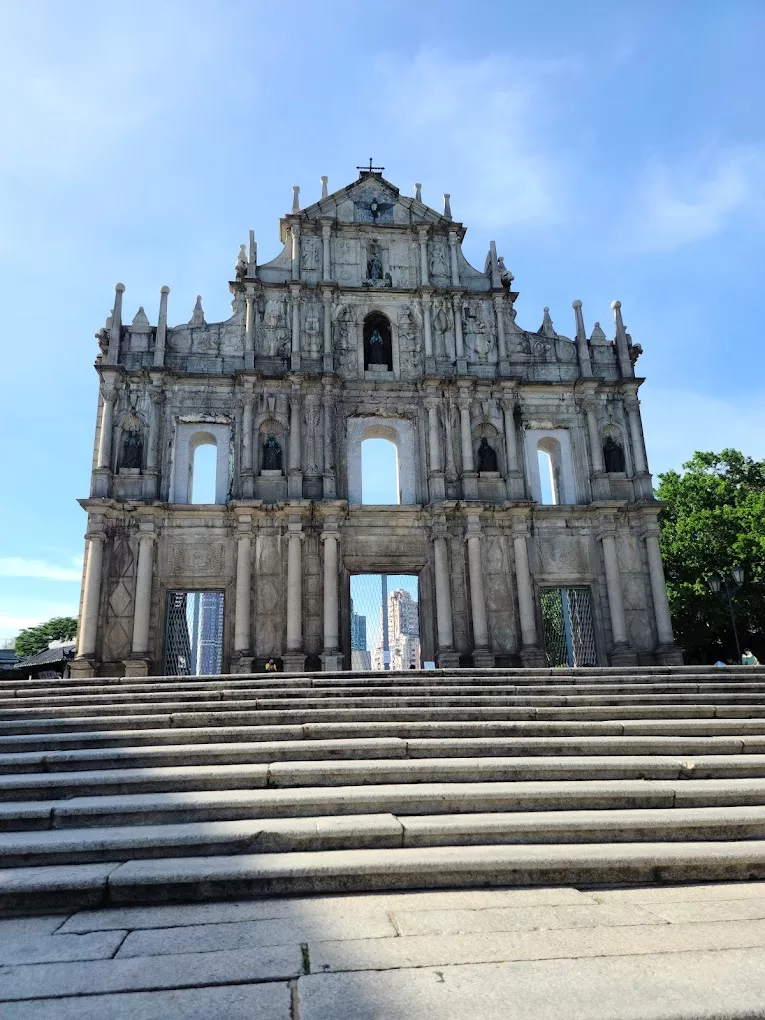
[628,147,765,253]
[641,387,765,478]
[377,50,574,230]
[0,557,82,582]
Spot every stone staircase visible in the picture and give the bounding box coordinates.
[4,666,765,914]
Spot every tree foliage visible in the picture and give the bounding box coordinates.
[14,617,78,659]
[658,450,765,664]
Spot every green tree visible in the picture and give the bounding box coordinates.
[657,450,765,664]
[14,617,78,659]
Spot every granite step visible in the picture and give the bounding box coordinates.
[8,778,765,831]
[7,805,765,867]
[8,716,765,753]
[9,754,765,801]
[5,840,765,913]
[4,734,765,776]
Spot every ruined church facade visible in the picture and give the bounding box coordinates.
[73,168,682,677]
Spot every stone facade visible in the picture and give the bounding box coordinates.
[73,168,682,677]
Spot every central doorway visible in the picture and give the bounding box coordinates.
[164,590,224,676]
[349,574,421,671]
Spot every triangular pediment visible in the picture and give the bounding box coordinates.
[298,172,459,231]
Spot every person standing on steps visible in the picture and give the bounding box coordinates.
[742,648,760,665]
[264,657,278,672]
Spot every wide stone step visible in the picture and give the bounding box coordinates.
[9,777,765,831]
[9,755,765,800]
[8,716,765,753]
[5,734,765,775]
[7,804,765,867]
[5,839,765,912]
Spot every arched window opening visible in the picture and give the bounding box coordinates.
[189,433,218,504]
[361,437,400,504]
[537,437,562,506]
[363,312,393,371]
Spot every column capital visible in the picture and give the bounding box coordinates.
[464,511,483,537]
[321,222,332,239]
[448,229,459,244]
[623,394,640,413]
[100,382,118,402]
[320,528,339,542]
[86,529,106,544]
[417,224,430,240]
[289,221,301,236]
[288,282,303,298]
[424,395,441,413]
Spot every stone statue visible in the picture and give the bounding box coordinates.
[477,438,498,472]
[122,430,143,470]
[603,436,625,473]
[368,328,386,364]
[301,240,319,272]
[235,244,247,280]
[384,271,393,288]
[367,246,383,281]
[262,434,283,471]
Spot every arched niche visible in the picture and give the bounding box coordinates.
[258,418,286,475]
[171,421,231,504]
[347,417,417,505]
[601,424,629,474]
[363,311,393,372]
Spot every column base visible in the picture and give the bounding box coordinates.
[456,357,468,375]
[290,354,301,372]
[498,359,511,377]
[322,354,334,373]
[141,470,159,500]
[655,642,684,666]
[436,649,460,667]
[591,473,611,500]
[69,657,96,679]
[472,648,495,668]
[244,352,255,370]
[320,652,344,672]
[462,473,479,499]
[504,472,525,500]
[241,472,254,499]
[519,645,545,667]
[91,469,111,498]
[282,652,306,673]
[609,642,638,666]
[231,654,255,674]
[123,657,151,678]
[425,356,436,376]
[428,472,446,501]
[288,472,303,499]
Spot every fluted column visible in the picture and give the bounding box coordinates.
[76,533,105,661]
[321,529,340,665]
[284,521,305,670]
[433,530,456,663]
[234,524,252,656]
[600,522,632,662]
[448,230,460,286]
[453,295,464,361]
[644,526,676,647]
[130,531,155,657]
[418,227,429,285]
[244,293,255,370]
[96,385,116,471]
[466,516,492,664]
[321,223,331,281]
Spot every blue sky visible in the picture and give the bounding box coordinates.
[2,0,765,642]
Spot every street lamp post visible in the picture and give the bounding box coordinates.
[708,567,745,662]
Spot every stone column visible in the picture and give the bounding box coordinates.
[142,383,162,500]
[624,393,649,480]
[421,293,434,365]
[466,515,493,666]
[320,526,342,670]
[124,529,155,676]
[458,385,477,498]
[284,520,305,671]
[512,518,543,665]
[585,397,606,473]
[448,230,460,287]
[290,224,300,281]
[321,223,331,282]
[494,294,508,365]
[74,532,105,672]
[600,521,634,664]
[501,386,524,499]
[322,379,336,498]
[233,517,253,672]
[433,527,458,665]
[644,524,682,661]
[288,382,302,499]
[153,286,169,368]
[443,397,457,481]
[244,293,255,370]
[453,295,465,363]
[322,290,333,372]
[425,396,445,501]
[107,282,125,365]
[241,390,253,498]
[418,226,430,285]
[96,385,116,471]
[290,286,301,371]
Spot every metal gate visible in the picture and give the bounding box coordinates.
[349,574,420,671]
[540,587,597,667]
[164,590,224,676]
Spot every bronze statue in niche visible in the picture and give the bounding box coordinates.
[363,312,393,370]
[122,430,143,470]
[477,437,498,473]
[262,434,283,471]
[603,436,626,473]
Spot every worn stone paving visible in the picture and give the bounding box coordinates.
[4,881,765,1017]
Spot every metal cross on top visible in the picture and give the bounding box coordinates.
[357,158,385,173]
